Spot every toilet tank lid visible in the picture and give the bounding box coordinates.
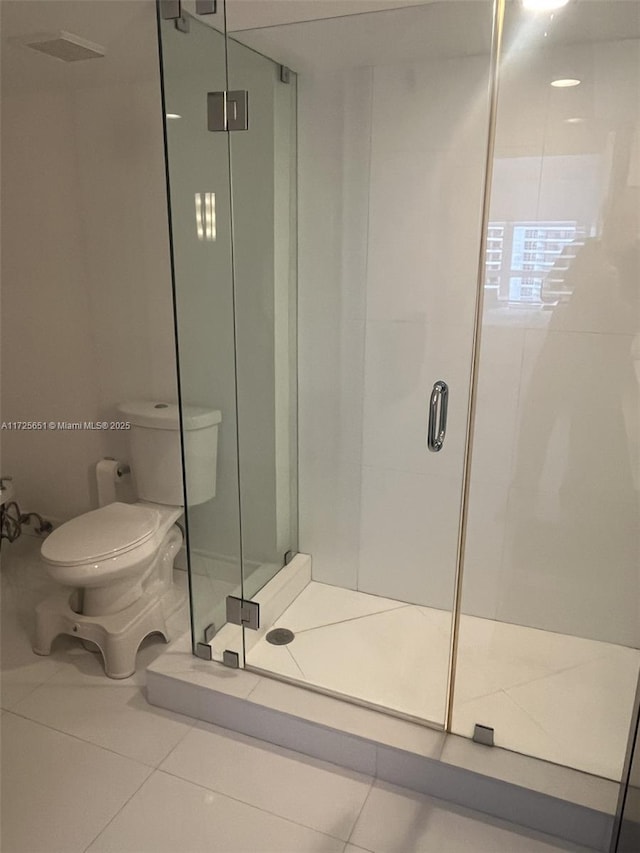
[117,402,221,430]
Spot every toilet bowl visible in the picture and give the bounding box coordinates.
[33,401,221,678]
[41,501,182,616]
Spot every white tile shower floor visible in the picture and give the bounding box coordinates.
[2,536,592,853]
[247,582,640,781]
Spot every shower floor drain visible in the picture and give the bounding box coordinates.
[266,628,295,645]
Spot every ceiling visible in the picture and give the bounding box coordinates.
[232,1,492,72]
[224,0,435,31]
[1,0,638,93]
[0,0,438,92]
[232,0,640,73]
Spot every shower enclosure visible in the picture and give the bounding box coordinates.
[158,0,640,783]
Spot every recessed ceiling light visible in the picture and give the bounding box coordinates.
[564,117,584,124]
[551,78,581,88]
[523,0,569,9]
[166,113,182,119]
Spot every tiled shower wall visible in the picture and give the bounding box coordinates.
[298,34,640,647]
[298,49,489,609]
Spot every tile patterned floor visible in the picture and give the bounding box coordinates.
[1,536,591,852]
[247,582,640,780]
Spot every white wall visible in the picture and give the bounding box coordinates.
[2,87,105,521]
[1,1,178,524]
[297,66,372,590]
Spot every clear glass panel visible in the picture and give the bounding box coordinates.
[456,0,640,777]
[230,1,495,725]
[159,8,244,660]
[224,37,299,606]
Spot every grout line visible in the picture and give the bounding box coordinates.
[4,690,195,771]
[413,604,455,636]
[156,764,366,844]
[1,676,51,711]
[3,706,157,765]
[345,775,376,849]
[2,705,154,853]
[489,690,624,784]
[292,603,410,635]
[499,646,632,696]
[453,685,625,782]
[245,673,265,700]
[285,645,307,679]
[344,842,375,853]
[155,716,199,770]
[81,766,156,853]
[500,688,568,741]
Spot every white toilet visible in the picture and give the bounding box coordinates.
[33,401,221,678]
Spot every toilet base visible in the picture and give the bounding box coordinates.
[33,583,187,678]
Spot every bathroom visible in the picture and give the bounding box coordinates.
[1,0,639,851]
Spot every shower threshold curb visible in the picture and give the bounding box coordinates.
[147,632,616,852]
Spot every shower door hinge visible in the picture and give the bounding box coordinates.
[208,91,249,132]
[195,642,212,661]
[223,650,240,668]
[226,596,260,630]
[160,0,181,20]
[195,0,217,13]
[473,724,495,746]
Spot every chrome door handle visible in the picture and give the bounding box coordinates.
[427,380,449,452]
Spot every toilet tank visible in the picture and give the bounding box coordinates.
[117,402,221,506]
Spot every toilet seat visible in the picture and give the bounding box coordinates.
[41,502,161,567]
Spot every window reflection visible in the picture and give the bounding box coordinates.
[486,218,587,305]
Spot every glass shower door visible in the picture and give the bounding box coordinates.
[455,0,640,777]
[227,1,499,726]
[159,5,245,662]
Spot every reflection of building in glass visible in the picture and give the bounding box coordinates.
[486,220,588,304]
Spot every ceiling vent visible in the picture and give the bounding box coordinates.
[13,31,105,62]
